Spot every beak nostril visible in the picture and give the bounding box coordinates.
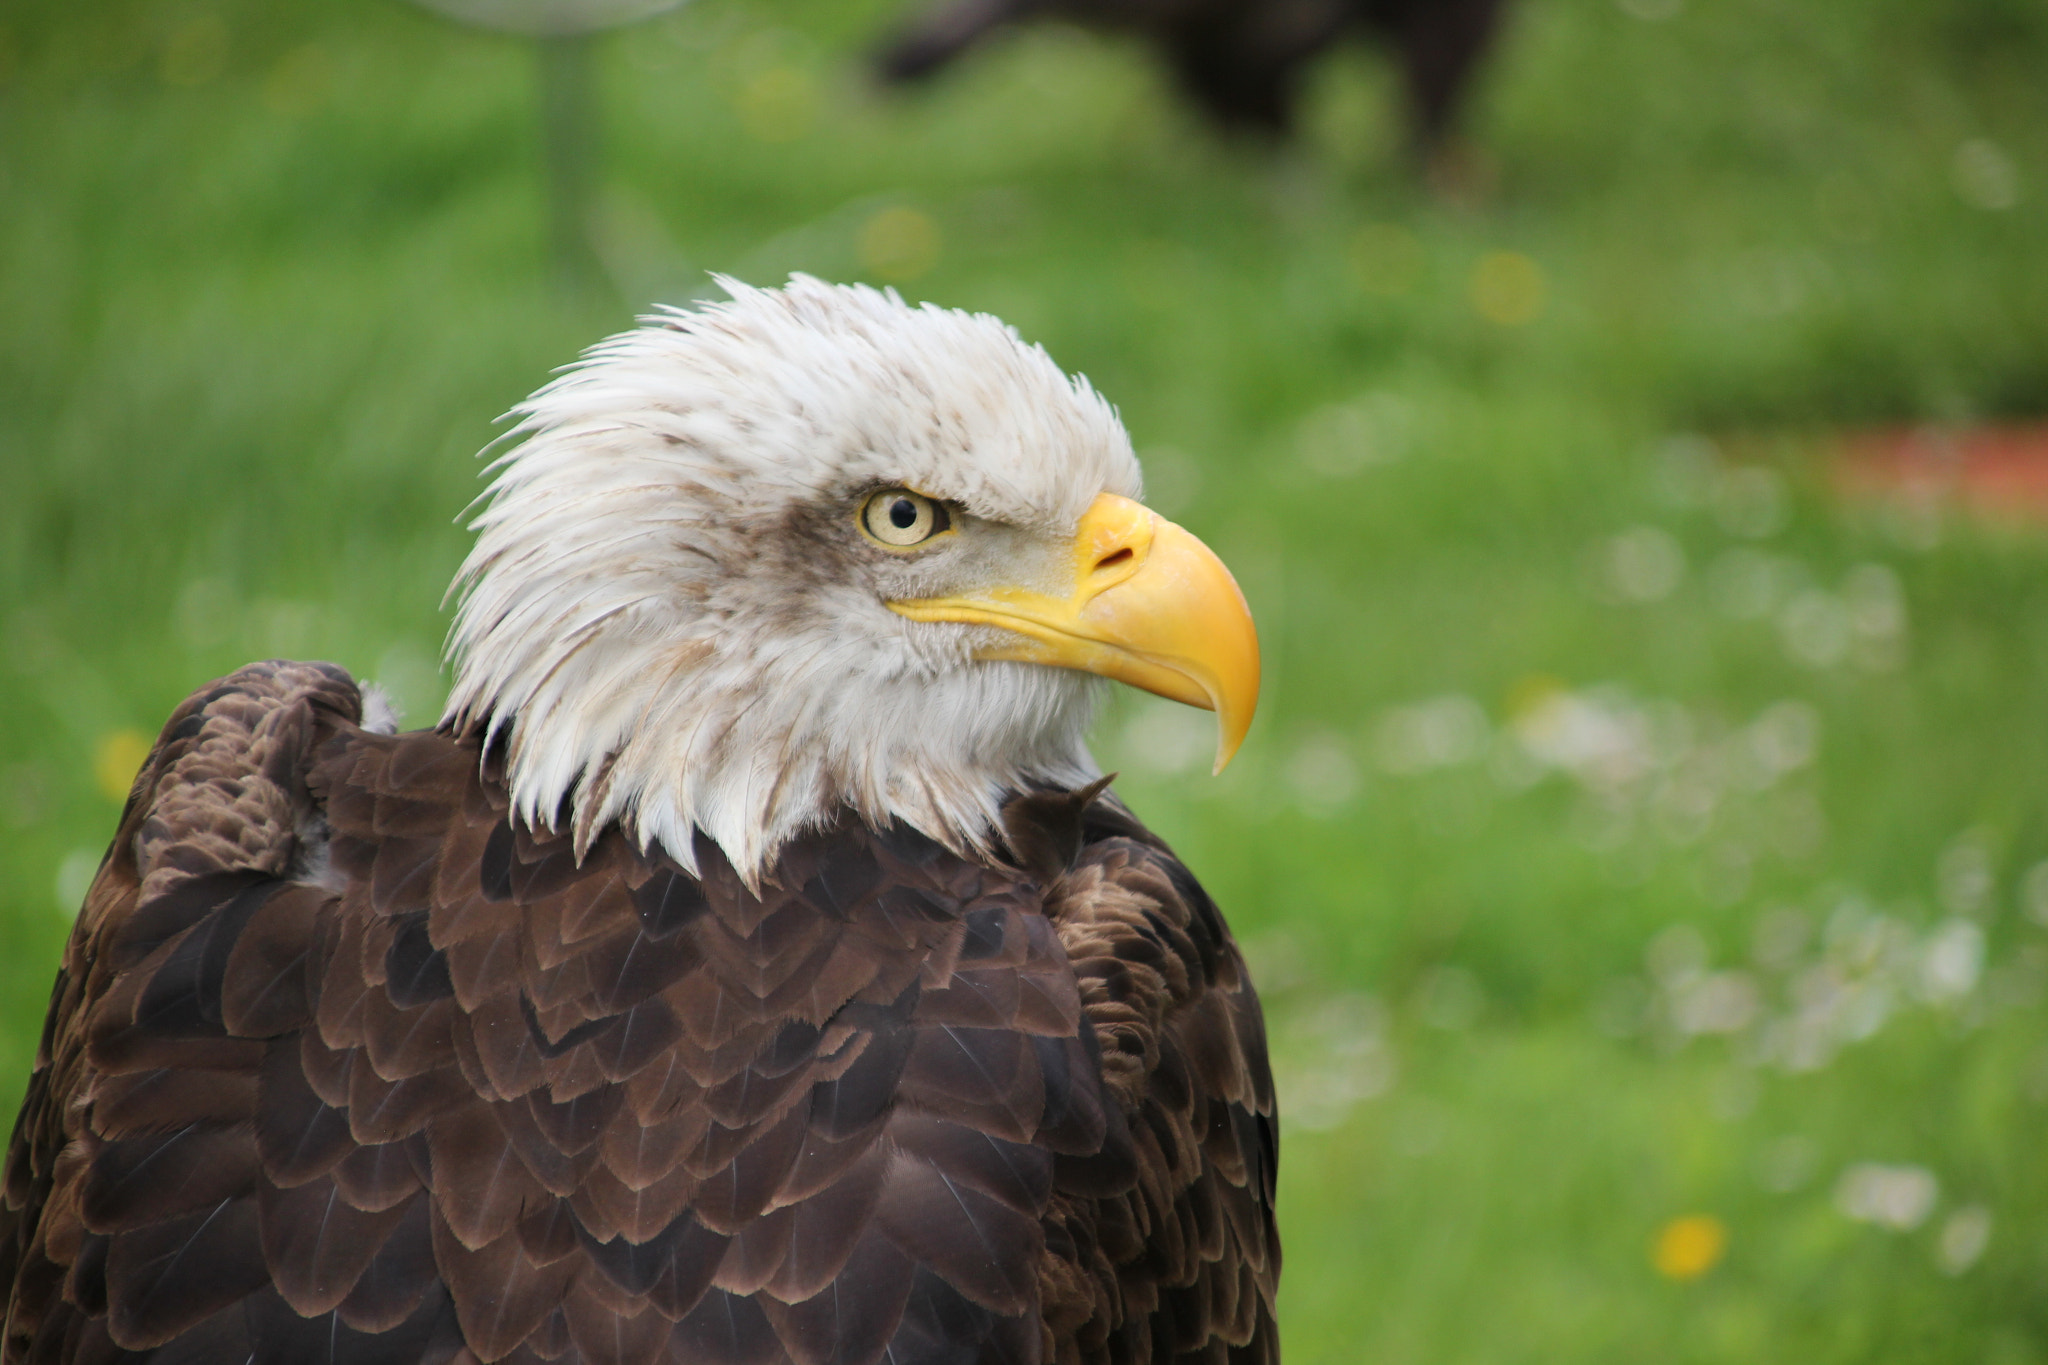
[1094,548,1135,574]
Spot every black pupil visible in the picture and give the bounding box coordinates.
[889,499,918,530]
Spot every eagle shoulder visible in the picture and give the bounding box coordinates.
[1030,795,1280,1365]
[0,660,369,1362]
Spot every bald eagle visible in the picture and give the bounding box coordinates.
[0,278,1278,1365]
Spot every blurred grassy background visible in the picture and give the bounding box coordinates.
[3,0,2048,1358]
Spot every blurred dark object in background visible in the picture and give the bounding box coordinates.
[876,0,1508,158]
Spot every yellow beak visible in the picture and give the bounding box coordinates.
[890,492,1260,772]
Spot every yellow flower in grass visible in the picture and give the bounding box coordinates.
[1469,250,1546,326]
[859,208,941,284]
[1654,1215,1728,1281]
[93,730,152,803]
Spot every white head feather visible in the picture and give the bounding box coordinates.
[442,275,1143,880]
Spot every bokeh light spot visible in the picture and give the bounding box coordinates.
[736,65,819,143]
[1654,1215,1727,1280]
[161,15,229,88]
[1952,140,2019,212]
[1296,393,1410,477]
[55,849,98,918]
[1470,251,1546,326]
[1349,224,1423,297]
[93,730,151,804]
[261,44,333,118]
[859,207,942,283]
[1285,732,1360,817]
[1836,1163,1938,1230]
[1937,1205,1992,1275]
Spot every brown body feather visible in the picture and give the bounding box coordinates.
[0,662,1278,1365]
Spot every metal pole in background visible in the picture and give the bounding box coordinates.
[537,31,602,291]
[404,0,685,295]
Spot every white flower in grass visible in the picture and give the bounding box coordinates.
[1296,394,1411,477]
[1751,907,1812,972]
[1669,971,1761,1037]
[1371,695,1488,775]
[1780,589,1852,669]
[1835,1163,1938,1231]
[1714,465,1790,538]
[1277,994,1396,1130]
[1937,1206,1992,1274]
[1938,834,1996,917]
[1918,919,1985,1003]
[2023,861,2048,927]
[54,849,98,918]
[1601,526,1686,602]
[1285,734,1360,817]
[1953,140,2020,212]
[1709,548,1798,620]
[1646,924,1709,985]
[1744,701,1819,781]
[1513,687,1655,790]
[1843,564,1907,640]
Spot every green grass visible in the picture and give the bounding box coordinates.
[3,0,2048,1357]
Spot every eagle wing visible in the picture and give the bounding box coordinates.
[0,662,1276,1365]
[1031,799,1280,1365]
[0,660,372,1361]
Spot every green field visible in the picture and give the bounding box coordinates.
[4,0,2048,1357]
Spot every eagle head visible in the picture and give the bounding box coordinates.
[442,275,1258,880]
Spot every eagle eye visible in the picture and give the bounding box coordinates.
[860,489,951,549]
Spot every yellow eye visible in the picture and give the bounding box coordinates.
[860,489,951,548]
